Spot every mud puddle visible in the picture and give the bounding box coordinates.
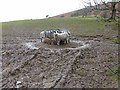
[2,34,118,88]
[24,39,92,51]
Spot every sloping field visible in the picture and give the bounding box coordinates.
[2,17,119,88]
[2,16,118,36]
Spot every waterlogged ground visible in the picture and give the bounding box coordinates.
[2,33,118,88]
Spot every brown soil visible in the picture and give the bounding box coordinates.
[2,33,118,88]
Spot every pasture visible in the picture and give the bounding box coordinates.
[2,16,118,36]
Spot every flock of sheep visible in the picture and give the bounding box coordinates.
[40,28,71,45]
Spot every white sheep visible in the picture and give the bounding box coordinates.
[40,29,71,45]
[54,30,71,45]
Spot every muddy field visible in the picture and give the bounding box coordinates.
[2,32,118,88]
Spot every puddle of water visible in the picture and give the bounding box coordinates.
[44,40,91,51]
[78,44,90,49]
[64,43,90,50]
[24,43,39,50]
[16,37,21,40]
[23,40,91,50]
[71,40,84,44]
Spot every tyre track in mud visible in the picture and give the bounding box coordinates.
[2,34,118,88]
[2,48,82,88]
[2,34,91,88]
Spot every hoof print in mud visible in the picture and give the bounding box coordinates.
[2,16,118,88]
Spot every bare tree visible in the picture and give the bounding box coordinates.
[81,0,95,17]
[82,1,90,17]
[101,0,120,20]
[81,0,120,20]
[81,0,92,7]
[93,0,99,9]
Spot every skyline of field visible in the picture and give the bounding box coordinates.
[1,0,115,22]
[0,0,82,22]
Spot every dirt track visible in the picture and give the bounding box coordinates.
[2,33,118,88]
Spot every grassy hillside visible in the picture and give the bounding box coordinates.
[2,16,118,37]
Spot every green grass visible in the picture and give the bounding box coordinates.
[2,16,118,37]
[106,65,120,79]
[112,38,120,44]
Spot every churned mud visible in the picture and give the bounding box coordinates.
[2,33,118,88]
